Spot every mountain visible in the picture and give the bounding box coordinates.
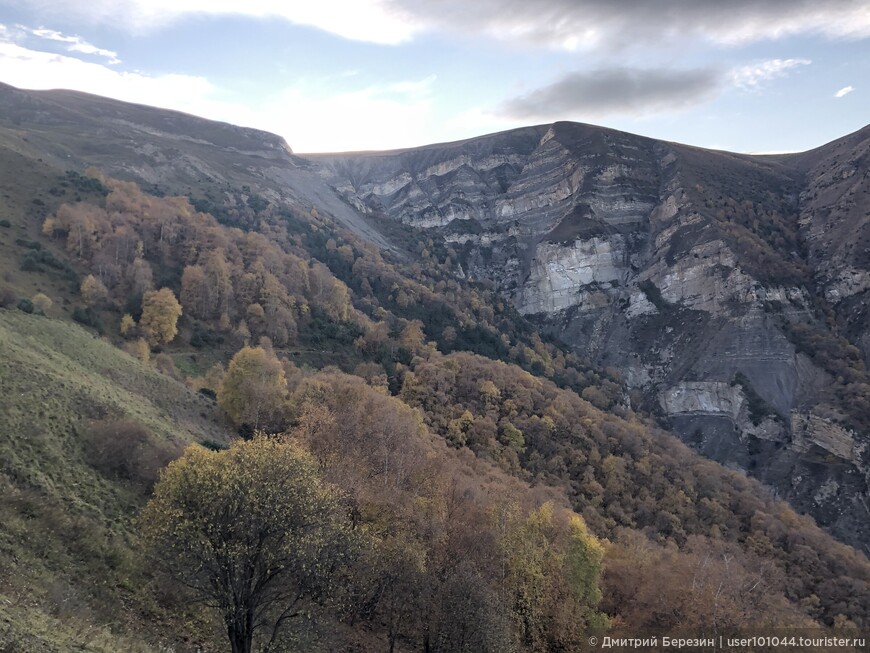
[1,82,869,649]
[2,83,867,551]
[0,82,390,248]
[314,121,870,552]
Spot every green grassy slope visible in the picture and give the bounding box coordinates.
[0,310,230,651]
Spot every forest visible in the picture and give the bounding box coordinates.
[0,166,868,651]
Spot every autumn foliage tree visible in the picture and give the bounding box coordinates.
[31,292,52,314]
[120,313,137,338]
[80,274,108,307]
[498,503,608,651]
[218,346,288,432]
[139,438,353,653]
[180,264,209,319]
[286,370,610,651]
[139,287,182,345]
[400,351,870,629]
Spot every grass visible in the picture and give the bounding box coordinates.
[0,310,230,651]
[0,600,175,653]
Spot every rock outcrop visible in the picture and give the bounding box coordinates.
[317,121,870,552]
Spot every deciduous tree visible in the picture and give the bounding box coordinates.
[80,274,108,308]
[120,313,137,338]
[180,264,209,320]
[218,346,288,432]
[140,438,352,653]
[140,288,182,345]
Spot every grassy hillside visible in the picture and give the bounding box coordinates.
[0,310,230,651]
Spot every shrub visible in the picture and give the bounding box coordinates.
[81,419,180,490]
[32,292,52,314]
[124,338,150,364]
[20,255,42,272]
[16,298,34,313]
[0,286,16,308]
[197,387,217,400]
[190,327,224,348]
[0,218,10,228]
[72,306,105,334]
[154,353,180,380]
[19,249,77,283]
[119,313,136,338]
[15,238,41,250]
[65,169,109,196]
[199,438,227,451]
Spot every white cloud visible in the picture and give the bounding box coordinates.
[7,0,421,44]
[497,59,812,123]
[729,58,811,88]
[395,0,870,50]
[7,0,869,50]
[0,40,213,106]
[6,0,870,51]
[23,26,121,63]
[0,34,437,152]
[835,85,854,98]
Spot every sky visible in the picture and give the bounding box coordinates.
[0,1,868,153]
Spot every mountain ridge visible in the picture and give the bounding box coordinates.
[2,83,870,648]
[1,82,868,551]
[315,118,870,552]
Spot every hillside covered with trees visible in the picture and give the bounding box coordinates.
[1,155,868,651]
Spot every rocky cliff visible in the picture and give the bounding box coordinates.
[314,122,870,552]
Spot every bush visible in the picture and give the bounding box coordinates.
[197,387,217,400]
[20,255,42,272]
[16,298,34,313]
[15,238,42,250]
[64,169,109,196]
[199,438,227,451]
[72,306,105,334]
[0,218,10,228]
[190,327,224,348]
[0,286,16,308]
[32,292,52,314]
[82,419,180,490]
[124,338,151,364]
[19,249,78,284]
[154,353,181,380]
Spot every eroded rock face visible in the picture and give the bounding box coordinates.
[517,237,627,314]
[660,382,746,421]
[791,126,870,366]
[317,121,870,552]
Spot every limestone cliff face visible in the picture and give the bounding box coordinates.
[316,121,870,552]
[517,236,628,314]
